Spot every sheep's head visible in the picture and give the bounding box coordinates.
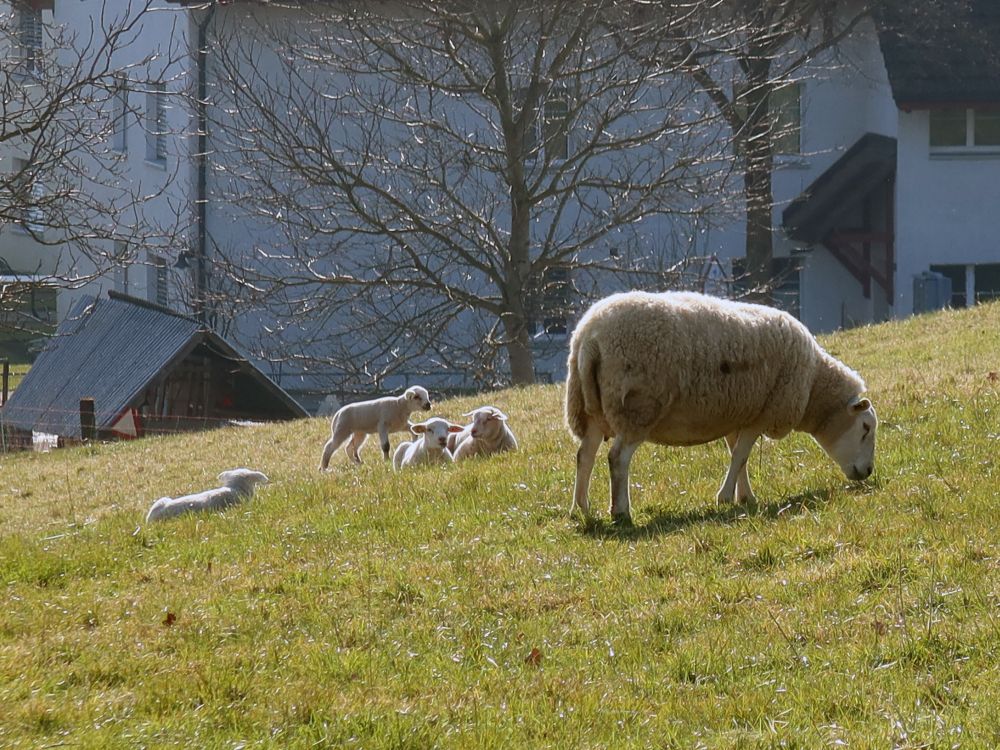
[410,417,464,449]
[405,385,432,412]
[814,396,877,481]
[463,406,508,440]
[217,468,270,492]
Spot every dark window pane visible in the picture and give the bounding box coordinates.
[930,263,966,307]
[974,263,1000,303]
[929,109,967,147]
[974,110,1000,146]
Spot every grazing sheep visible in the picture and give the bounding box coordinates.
[319,386,432,469]
[565,291,878,521]
[145,469,269,523]
[447,406,518,461]
[392,417,464,470]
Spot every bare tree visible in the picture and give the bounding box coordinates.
[0,1,186,354]
[205,0,733,387]
[661,0,871,298]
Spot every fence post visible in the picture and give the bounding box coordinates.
[80,397,96,442]
[1,359,8,405]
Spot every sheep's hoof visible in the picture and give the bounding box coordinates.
[611,511,633,527]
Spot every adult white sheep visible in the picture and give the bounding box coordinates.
[392,417,464,470]
[447,406,518,462]
[145,469,269,523]
[319,386,432,470]
[565,291,877,521]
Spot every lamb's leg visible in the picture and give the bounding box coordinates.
[572,422,603,518]
[346,432,368,463]
[718,430,759,504]
[608,436,640,522]
[319,418,351,471]
[723,431,756,503]
[378,423,391,460]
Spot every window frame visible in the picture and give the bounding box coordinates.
[112,77,129,153]
[17,5,44,77]
[145,81,168,165]
[929,107,1000,154]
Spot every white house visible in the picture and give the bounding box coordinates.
[5,0,998,397]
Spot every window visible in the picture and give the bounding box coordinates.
[930,108,1000,150]
[145,81,167,163]
[148,254,168,305]
[112,78,129,153]
[771,83,801,155]
[733,82,802,156]
[539,266,572,335]
[542,97,570,161]
[12,158,44,235]
[17,5,43,76]
[113,241,130,293]
[930,263,1000,307]
[523,89,571,162]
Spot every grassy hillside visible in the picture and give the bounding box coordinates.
[2,303,1000,748]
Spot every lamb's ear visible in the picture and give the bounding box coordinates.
[849,397,872,413]
[447,423,465,433]
[492,409,509,422]
[410,422,428,434]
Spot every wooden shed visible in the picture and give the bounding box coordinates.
[0,291,308,450]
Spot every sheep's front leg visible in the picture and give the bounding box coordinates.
[572,423,604,518]
[377,422,392,460]
[608,436,640,522]
[718,430,759,504]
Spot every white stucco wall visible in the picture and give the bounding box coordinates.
[893,110,1000,316]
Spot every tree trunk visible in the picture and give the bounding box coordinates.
[503,318,536,385]
[741,59,775,304]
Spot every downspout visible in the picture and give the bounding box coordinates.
[195,3,217,324]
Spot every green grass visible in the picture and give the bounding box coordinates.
[2,303,1000,748]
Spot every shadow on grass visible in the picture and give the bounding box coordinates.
[578,488,834,541]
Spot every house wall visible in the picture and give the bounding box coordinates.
[36,1,194,321]
[893,109,1000,315]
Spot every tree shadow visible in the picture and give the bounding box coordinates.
[578,488,834,542]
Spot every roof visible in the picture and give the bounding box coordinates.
[0,291,307,438]
[876,0,1000,107]
[782,133,897,244]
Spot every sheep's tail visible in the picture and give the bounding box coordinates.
[565,334,602,440]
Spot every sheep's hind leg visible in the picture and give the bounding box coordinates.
[346,432,368,463]
[572,423,603,518]
[718,431,759,504]
[319,420,351,471]
[608,436,640,523]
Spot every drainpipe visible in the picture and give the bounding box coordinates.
[194,3,217,324]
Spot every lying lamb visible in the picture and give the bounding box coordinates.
[447,406,518,462]
[393,417,464,470]
[319,385,432,470]
[145,468,269,523]
[565,290,878,521]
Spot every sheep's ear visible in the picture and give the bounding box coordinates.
[492,409,509,421]
[850,397,871,414]
[461,410,476,418]
[410,422,428,434]
[447,424,465,433]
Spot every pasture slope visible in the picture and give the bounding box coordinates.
[1,302,999,749]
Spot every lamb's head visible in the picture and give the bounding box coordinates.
[813,397,877,481]
[404,385,432,412]
[463,406,508,441]
[410,417,464,450]
[217,468,270,494]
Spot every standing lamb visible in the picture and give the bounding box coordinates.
[565,291,878,521]
[145,469,270,522]
[319,385,432,470]
[393,417,465,470]
[447,406,518,461]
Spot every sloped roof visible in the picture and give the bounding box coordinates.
[876,0,1000,106]
[1,291,307,438]
[783,133,897,244]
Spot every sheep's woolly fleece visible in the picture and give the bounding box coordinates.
[145,469,269,523]
[565,290,866,445]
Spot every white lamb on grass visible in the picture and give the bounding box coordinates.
[392,417,465,470]
[447,406,518,462]
[319,386,432,470]
[565,290,878,522]
[145,469,270,523]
